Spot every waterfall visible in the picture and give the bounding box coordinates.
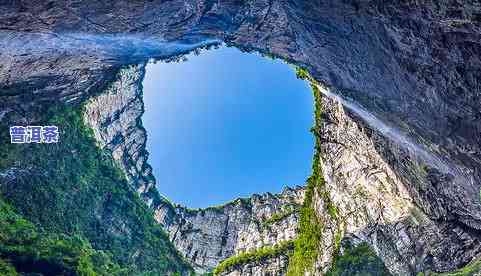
[316,84,468,183]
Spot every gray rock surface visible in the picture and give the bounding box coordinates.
[221,254,290,276]
[155,188,303,273]
[83,64,159,198]
[312,87,481,275]
[82,64,304,273]
[1,0,481,275]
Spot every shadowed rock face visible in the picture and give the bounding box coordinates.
[313,91,481,275]
[1,0,481,274]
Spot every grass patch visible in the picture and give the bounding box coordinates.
[213,240,294,275]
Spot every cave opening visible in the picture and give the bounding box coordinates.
[142,46,315,208]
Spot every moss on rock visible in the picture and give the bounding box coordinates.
[213,240,294,275]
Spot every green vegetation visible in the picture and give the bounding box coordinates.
[286,68,327,275]
[427,258,481,276]
[162,43,221,64]
[0,259,17,276]
[286,174,324,275]
[327,201,339,219]
[213,240,294,275]
[295,67,310,81]
[479,187,481,204]
[204,197,252,213]
[181,197,252,216]
[0,104,192,275]
[290,66,393,275]
[326,242,390,276]
[0,196,124,275]
[261,207,298,227]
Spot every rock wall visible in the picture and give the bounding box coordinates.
[83,63,157,198]
[312,86,481,275]
[82,64,304,273]
[79,58,481,275]
[2,0,481,275]
[155,187,303,273]
[2,1,480,229]
[221,254,290,276]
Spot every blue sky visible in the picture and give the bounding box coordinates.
[142,46,314,208]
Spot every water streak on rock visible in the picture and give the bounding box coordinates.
[316,84,468,183]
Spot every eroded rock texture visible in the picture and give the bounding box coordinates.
[82,65,303,273]
[83,64,158,198]
[312,89,481,275]
[221,254,290,276]
[1,0,481,275]
[155,188,303,273]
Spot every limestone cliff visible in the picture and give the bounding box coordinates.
[311,84,481,275]
[83,64,157,199]
[1,0,481,275]
[82,64,304,273]
[155,187,303,273]
[221,254,290,276]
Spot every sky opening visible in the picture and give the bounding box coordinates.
[142,46,314,208]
